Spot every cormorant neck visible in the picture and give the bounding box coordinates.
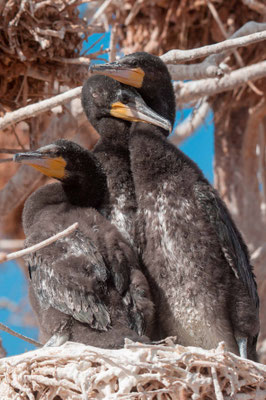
[94,117,130,150]
[63,160,108,209]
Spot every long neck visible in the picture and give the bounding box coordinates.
[93,117,136,212]
[63,157,108,209]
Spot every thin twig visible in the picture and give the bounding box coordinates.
[0,222,79,264]
[0,322,42,348]
[109,23,118,62]
[207,0,263,96]
[211,367,224,400]
[90,0,113,24]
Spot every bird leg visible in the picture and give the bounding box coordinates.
[236,336,248,359]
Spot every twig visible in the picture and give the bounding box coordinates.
[170,99,210,146]
[211,366,224,400]
[207,0,263,96]
[0,87,82,131]
[109,23,118,62]
[161,26,266,63]
[242,0,266,15]
[0,222,78,264]
[174,60,266,104]
[0,322,41,348]
[90,0,113,24]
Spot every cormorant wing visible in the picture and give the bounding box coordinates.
[25,229,111,331]
[195,182,259,308]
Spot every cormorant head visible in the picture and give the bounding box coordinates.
[89,52,176,132]
[81,75,171,135]
[13,140,100,182]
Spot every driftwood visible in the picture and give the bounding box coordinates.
[0,340,265,399]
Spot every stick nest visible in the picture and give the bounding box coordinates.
[0,340,265,399]
[0,0,102,111]
[104,0,265,107]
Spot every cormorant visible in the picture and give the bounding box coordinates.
[81,75,171,247]
[14,139,154,348]
[90,52,260,360]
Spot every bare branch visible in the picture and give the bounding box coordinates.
[109,23,118,62]
[207,1,263,96]
[90,0,113,24]
[167,62,224,81]
[242,0,266,15]
[161,24,266,64]
[0,322,41,348]
[170,99,210,146]
[0,87,82,131]
[174,61,266,104]
[0,222,78,264]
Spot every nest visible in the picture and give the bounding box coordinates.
[0,340,265,399]
[104,0,265,107]
[0,0,103,111]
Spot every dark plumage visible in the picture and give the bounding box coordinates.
[14,139,154,348]
[90,52,260,360]
[81,75,170,245]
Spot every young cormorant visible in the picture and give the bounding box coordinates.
[14,139,154,348]
[81,75,171,246]
[90,52,260,360]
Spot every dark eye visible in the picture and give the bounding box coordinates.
[122,93,130,104]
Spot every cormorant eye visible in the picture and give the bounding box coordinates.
[122,93,130,104]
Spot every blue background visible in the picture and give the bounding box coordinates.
[1,30,214,357]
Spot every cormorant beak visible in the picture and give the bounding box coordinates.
[14,151,67,179]
[90,62,145,88]
[110,91,172,133]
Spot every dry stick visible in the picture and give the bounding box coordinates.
[0,222,78,264]
[242,0,266,15]
[0,322,42,348]
[90,0,113,24]
[211,367,224,400]
[0,87,82,131]
[161,28,266,63]
[207,0,262,96]
[174,60,266,104]
[109,23,118,62]
[170,99,210,146]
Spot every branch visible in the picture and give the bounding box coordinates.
[170,99,210,146]
[161,24,266,64]
[0,87,82,131]
[0,222,78,264]
[242,0,266,15]
[174,60,266,104]
[0,322,41,348]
